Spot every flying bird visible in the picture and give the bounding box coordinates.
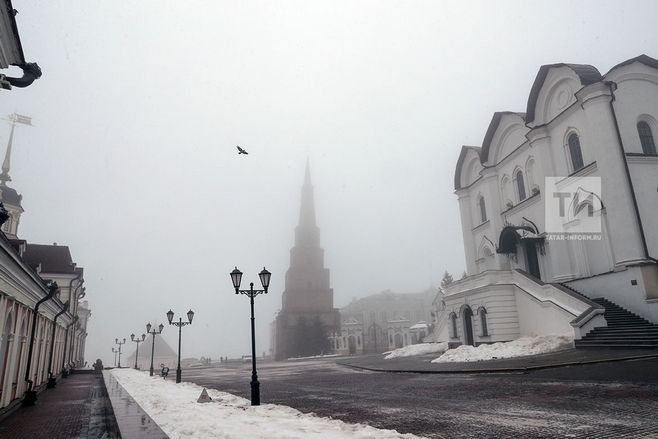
[237,145,248,155]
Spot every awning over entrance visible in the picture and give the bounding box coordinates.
[497,225,544,254]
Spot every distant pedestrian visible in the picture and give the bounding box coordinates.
[161,364,170,379]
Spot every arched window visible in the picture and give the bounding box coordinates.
[501,176,512,209]
[478,196,487,223]
[568,133,584,172]
[449,312,458,338]
[638,121,657,155]
[515,170,526,201]
[479,308,489,336]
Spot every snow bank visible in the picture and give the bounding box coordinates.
[384,342,448,360]
[431,335,573,363]
[109,369,421,439]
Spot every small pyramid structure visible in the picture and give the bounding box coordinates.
[197,388,213,403]
[124,335,177,369]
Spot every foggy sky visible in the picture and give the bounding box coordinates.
[1,1,657,366]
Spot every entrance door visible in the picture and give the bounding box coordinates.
[463,307,474,346]
[524,241,541,279]
[394,333,403,348]
[348,336,356,354]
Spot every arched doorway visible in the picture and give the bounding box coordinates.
[498,225,543,279]
[393,333,403,348]
[462,306,474,346]
[347,336,356,354]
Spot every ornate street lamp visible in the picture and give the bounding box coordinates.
[167,309,194,383]
[115,338,126,368]
[112,347,118,367]
[146,322,165,376]
[230,266,271,406]
[130,333,146,369]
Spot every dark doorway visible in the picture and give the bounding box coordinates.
[348,336,356,354]
[463,307,474,346]
[524,241,541,279]
[394,333,403,348]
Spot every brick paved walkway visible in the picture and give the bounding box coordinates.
[0,372,119,439]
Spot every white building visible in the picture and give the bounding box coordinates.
[330,289,434,354]
[435,55,658,349]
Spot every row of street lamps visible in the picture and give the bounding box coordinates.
[110,266,271,406]
[114,311,192,384]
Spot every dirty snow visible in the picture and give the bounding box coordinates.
[432,335,573,363]
[109,368,422,439]
[384,342,448,359]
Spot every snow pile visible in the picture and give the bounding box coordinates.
[109,369,421,439]
[431,335,573,363]
[384,342,448,359]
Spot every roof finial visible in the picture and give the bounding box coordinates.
[304,157,311,186]
[0,122,15,186]
[0,114,32,187]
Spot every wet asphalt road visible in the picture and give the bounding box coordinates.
[183,357,658,438]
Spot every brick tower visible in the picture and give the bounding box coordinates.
[273,161,340,360]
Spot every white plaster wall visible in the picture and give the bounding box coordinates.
[456,60,656,290]
[443,286,520,344]
[627,158,658,260]
[566,267,658,323]
[514,289,575,336]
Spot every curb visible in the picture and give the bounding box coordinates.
[336,353,658,374]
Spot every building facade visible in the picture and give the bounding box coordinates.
[0,123,90,410]
[330,289,434,355]
[435,55,658,348]
[273,162,340,360]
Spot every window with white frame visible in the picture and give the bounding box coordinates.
[449,312,458,338]
[478,195,487,223]
[479,308,489,336]
[638,121,657,155]
[568,133,584,172]
[515,170,526,201]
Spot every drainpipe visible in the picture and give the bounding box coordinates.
[22,281,59,406]
[61,315,78,378]
[46,301,69,388]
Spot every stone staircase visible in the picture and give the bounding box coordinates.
[575,297,658,348]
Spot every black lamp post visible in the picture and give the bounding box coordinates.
[230,266,271,406]
[112,347,118,367]
[130,333,146,369]
[115,338,126,368]
[146,322,165,376]
[167,309,194,383]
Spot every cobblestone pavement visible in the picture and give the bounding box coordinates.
[0,372,118,439]
[184,357,658,439]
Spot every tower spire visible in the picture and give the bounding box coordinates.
[0,122,15,186]
[298,159,316,229]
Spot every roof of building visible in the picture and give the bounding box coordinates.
[341,288,435,313]
[0,184,22,206]
[480,112,527,164]
[23,243,78,274]
[525,63,602,124]
[454,55,658,190]
[454,145,481,190]
[606,54,658,76]
[0,0,26,68]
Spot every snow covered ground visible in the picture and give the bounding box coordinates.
[110,368,422,439]
[384,342,448,359]
[431,335,573,363]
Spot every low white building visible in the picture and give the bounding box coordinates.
[435,55,658,349]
